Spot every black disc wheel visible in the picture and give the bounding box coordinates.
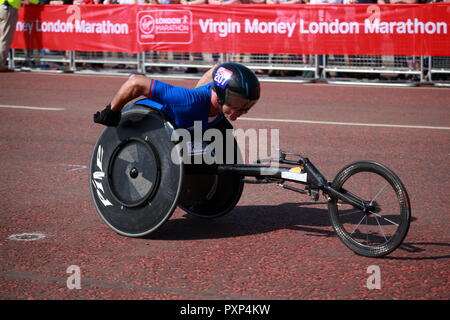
[90,105,183,237]
[328,161,411,257]
[179,173,244,219]
[178,117,244,219]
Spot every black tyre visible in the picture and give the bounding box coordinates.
[328,161,411,257]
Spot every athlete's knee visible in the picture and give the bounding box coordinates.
[126,74,150,96]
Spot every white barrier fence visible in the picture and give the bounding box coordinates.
[8,49,450,86]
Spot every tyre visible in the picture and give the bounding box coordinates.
[328,161,411,257]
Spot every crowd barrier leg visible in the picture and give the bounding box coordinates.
[8,50,14,70]
[69,51,75,72]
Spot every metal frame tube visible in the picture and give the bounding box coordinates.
[324,185,367,212]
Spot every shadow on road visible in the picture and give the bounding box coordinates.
[149,202,333,241]
[384,242,450,261]
[143,202,450,260]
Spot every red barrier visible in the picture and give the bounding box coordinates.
[12,4,450,56]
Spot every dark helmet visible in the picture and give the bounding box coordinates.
[212,62,260,110]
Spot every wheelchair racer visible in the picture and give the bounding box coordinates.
[93,62,261,130]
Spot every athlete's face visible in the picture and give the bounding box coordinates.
[222,104,251,121]
[210,89,255,121]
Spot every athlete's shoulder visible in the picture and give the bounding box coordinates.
[195,82,213,92]
[150,80,196,103]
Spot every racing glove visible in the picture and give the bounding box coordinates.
[93,104,121,127]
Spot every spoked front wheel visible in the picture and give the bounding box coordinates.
[328,161,411,257]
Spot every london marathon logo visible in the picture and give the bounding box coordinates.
[137,10,192,44]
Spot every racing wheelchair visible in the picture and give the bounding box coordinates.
[90,102,411,258]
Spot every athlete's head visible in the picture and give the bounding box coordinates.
[212,63,260,121]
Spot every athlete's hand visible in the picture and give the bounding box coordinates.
[93,104,121,127]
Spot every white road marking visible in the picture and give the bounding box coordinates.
[0,105,64,111]
[8,232,47,241]
[61,164,87,172]
[1,104,447,130]
[239,117,450,130]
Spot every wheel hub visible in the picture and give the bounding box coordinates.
[364,201,380,214]
[129,167,139,179]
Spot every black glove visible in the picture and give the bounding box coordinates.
[93,104,121,127]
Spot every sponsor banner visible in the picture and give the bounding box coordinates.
[13,5,133,52]
[12,4,450,56]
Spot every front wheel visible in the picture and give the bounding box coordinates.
[328,161,411,257]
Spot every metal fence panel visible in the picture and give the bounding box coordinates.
[11,49,70,71]
[429,57,450,85]
[322,55,428,86]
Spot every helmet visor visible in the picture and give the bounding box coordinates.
[225,91,258,112]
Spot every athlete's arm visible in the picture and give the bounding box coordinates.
[195,64,218,88]
[93,74,151,126]
[110,75,151,112]
[109,68,212,113]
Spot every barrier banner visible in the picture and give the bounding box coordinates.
[12,4,450,56]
